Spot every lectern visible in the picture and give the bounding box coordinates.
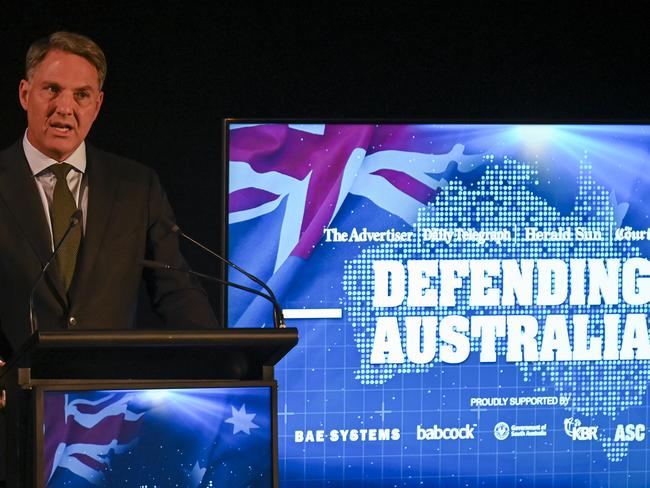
[0,328,298,487]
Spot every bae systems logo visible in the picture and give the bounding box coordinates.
[494,422,510,440]
[564,417,598,441]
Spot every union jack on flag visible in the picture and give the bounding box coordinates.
[44,391,145,486]
[228,123,488,325]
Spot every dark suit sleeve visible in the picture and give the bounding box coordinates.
[142,171,221,328]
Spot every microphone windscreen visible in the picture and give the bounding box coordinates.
[139,259,170,270]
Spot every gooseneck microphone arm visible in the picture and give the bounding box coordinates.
[29,208,83,335]
[168,222,286,328]
[139,259,285,328]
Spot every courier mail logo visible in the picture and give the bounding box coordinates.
[416,423,476,440]
[564,417,598,440]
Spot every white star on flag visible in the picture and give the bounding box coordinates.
[189,461,206,488]
[225,404,259,435]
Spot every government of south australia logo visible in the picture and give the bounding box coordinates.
[494,422,510,440]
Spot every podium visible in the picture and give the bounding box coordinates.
[0,328,298,487]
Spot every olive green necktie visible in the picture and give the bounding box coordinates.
[48,163,81,291]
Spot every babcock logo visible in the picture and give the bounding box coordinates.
[416,424,476,440]
[564,417,598,441]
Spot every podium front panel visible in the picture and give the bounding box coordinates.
[34,381,276,487]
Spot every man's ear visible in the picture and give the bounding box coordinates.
[18,79,30,111]
[93,90,104,120]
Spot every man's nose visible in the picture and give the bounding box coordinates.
[53,90,75,116]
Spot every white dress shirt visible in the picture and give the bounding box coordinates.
[22,131,89,248]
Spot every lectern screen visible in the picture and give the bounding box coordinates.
[41,385,272,487]
[227,122,650,487]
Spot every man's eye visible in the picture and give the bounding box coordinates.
[46,86,59,94]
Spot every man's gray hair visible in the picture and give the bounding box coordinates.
[25,31,107,89]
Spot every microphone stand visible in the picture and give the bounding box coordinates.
[139,259,284,328]
[29,209,83,335]
[169,223,286,328]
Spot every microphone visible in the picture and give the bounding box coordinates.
[166,221,286,328]
[29,208,83,335]
[139,259,285,328]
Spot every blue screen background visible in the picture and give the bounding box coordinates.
[228,123,650,487]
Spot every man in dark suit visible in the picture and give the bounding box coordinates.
[0,31,219,360]
[0,29,223,487]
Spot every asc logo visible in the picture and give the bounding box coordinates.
[614,424,646,442]
[564,417,598,441]
[493,422,510,441]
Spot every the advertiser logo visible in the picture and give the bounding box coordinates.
[416,423,476,440]
[564,417,598,441]
[614,424,646,442]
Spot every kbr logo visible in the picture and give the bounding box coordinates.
[564,417,598,441]
[614,423,646,442]
[493,422,510,441]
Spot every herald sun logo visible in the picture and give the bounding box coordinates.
[564,417,598,441]
[614,424,646,442]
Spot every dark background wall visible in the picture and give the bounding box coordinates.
[2,1,649,319]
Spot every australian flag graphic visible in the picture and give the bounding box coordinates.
[44,387,272,487]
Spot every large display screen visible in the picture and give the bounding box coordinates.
[42,385,272,487]
[227,122,650,486]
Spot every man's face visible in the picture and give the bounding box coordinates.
[19,49,104,161]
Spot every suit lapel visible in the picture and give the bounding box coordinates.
[69,144,119,302]
[0,140,69,306]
